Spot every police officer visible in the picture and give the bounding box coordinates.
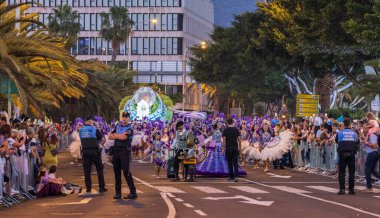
[170,121,189,182]
[109,112,137,200]
[79,116,107,194]
[336,117,360,195]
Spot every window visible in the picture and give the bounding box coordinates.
[127,0,131,7]
[143,38,149,55]
[132,38,138,54]
[167,14,173,30]
[161,0,167,7]
[96,38,103,55]
[73,0,78,7]
[161,14,166,30]
[137,0,143,6]
[90,14,96,30]
[90,37,96,55]
[155,38,160,54]
[143,14,149,31]
[96,14,102,30]
[131,0,137,7]
[84,14,90,30]
[137,14,143,30]
[97,0,102,6]
[90,0,96,6]
[161,37,166,54]
[102,0,107,6]
[79,14,85,30]
[78,37,90,55]
[167,38,172,55]
[137,38,143,54]
[149,38,155,55]
[108,0,113,6]
[143,0,149,6]
[79,0,84,7]
[168,0,173,7]
[49,0,55,7]
[173,0,180,7]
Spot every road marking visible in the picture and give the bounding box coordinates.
[230,186,269,194]
[160,192,176,218]
[306,186,339,193]
[184,203,194,208]
[167,193,176,198]
[271,186,311,194]
[49,213,85,216]
[156,186,185,193]
[175,198,184,202]
[240,178,380,218]
[355,186,380,193]
[122,188,143,194]
[203,195,274,206]
[194,210,207,216]
[192,186,227,193]
[266,173,291,179]
[133,181,336,185]
[38,198,92,206]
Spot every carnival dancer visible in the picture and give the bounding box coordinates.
[151,133,166,178]
[69,119,83,165]
[196,121,247,177]
[131,124,143,160]
[249,124,262,169]
[259,123,273,172]
[239,123,250,167]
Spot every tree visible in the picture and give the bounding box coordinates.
[48,5,80,49]
[100,6,134,64]
[0,1,88,115]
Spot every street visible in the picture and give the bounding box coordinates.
[1,152,380,218]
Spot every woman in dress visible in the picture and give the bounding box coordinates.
[239,123,250,167]
[43,133,59,168]
[196,122,247,177]
[259,123,273,172]
[69,123,82,165]
[249,124,262,169]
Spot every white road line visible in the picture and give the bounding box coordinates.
[374,196,380,199]
[38,198,92,206]
[271,186,311,194]
[134,177,176,218]
[194,210,207,216]
[240,178,380,218]
[156,186,186,193]
[306,186,339,193]
[122,188,143,194]
[175,198,184,202]
[355,186,380,193]
[184,203,194,208]
[230,186,269,194]
[160,192,176,218]
[167,193,176,198]
[192,186,227,194]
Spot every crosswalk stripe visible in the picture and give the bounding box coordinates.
[230,186,269,194]
[306,186,339,193]
[272,186,311,194]
[194,210,207,216]
[192,186,227,194]
[374,196,380,198]
[355,186,380,193]
[156,186,186,193]
[122,188,143,194]
[184,203,194,208]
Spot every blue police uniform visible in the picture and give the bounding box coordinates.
[111,124,137,199]
[79,125,106,192]
[336,128,359,192]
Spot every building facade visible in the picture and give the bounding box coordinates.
[8,0,214,111]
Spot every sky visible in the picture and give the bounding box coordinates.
[211,0,257,27]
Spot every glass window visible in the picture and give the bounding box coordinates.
[143,0,149,6]
[79,14,85,31]
[90,37,95,55]
[149,38,154,55]
[73,0,78,7]
[96,38,102,55]
[155,38,160,55]
[173,0,180,7]
[127,0,131,7]
[167,14,173,30]
[137,14,143,30]
[143,14,149,31]
[121,0,125,6]
[173,14,178,30]
[132,37,138,54]
[137,0,143,7]
[90,0,96,6]
[167,38,172,54]
[115,0,120,6]
[78,37,89,55]
[161,37,166,55]
[143,38,149,55]
[156,0,160,6]
[67,0,72,6]
[97,0,102,6]
[161,14,166,31]
[85,14,90,30]
[108,0,113,6]
[61,0,67,6]
[79,0,84,6]
[44,0,49,6]
[96,14,102,30]
[173,38,177,54]
[102,0,107,6]
[150,0,155,6]
[131,0,137,7]
[71,41,78,55]
[49,0,55,7]
[108,41,112,55]
[137,38,143,54]
[90,14,96,30]
[168,0,173,7]
[161,0,167,7]
[119,42,125,55]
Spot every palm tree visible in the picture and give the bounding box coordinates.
[100,6,134,64]
[0,1,88,115]
[48,5,80,49]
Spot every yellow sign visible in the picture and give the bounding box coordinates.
[296,94,319,117]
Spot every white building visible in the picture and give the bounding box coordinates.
[8,0,214,111]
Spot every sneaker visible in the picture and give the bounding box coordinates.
[348,190,356,195]
[234,177,239,182]
[337,190,345,195]
[124,193,138,200]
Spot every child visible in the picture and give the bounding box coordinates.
[365,112,379,144]
[152,133,165,179]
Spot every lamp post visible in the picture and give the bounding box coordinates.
[127,18,157,70]
[101,47,106,64]
[182,41,207,111]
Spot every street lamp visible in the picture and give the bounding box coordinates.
[127,18,158,70]
[101,47,106,64]
[182,41,207,111]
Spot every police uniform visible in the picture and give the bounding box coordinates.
[112,123,137,199]
[336,128,359,193]
[79,124,106,193]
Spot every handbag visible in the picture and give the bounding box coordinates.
[37,145,45,156]
[47,141,59,156]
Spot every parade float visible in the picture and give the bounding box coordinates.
[119,87,173,122]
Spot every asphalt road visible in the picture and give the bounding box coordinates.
[1,152,380,218]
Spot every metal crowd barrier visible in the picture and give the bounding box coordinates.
[293,142,378,181]
[1,149,37,208]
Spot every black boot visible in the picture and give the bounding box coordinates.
[124,193,138,200]
[113,192,121,199]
